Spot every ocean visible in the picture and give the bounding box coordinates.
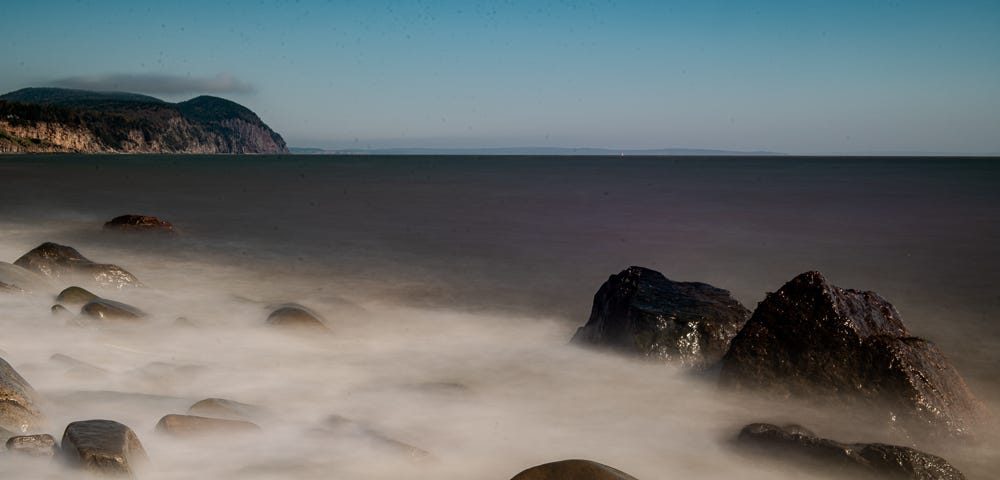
[0,154,997,478]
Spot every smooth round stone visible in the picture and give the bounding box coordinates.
[56,286,99,305]
[81,299,146,321]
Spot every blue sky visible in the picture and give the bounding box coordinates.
[2,0,999,154]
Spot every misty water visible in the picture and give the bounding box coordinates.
[0,155,998,479]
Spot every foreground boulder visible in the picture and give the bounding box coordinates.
[13,242,140,288]
[6,434,57,457]
[737,423,966,480]
[510,459,639,480]
[80,299,146,321]
[571,266,750,369]
[0,357,46,434]
[103,215,175,234]
[155,414,260,437]
[719,271,987,438]
[61,420,147,476]
[266,304,328,330]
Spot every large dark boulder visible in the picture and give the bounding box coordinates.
[719,271,988,438]
[103,214,175,234]
[510,459,640,480]
[0,357,46,434]
[13,242,141,289]
[737,423,966,480]
[571,266,750,368]
[61,420,148,476]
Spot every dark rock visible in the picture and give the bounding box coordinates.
[0,261,48,293]
[13,242,141,289]
[6,433,57,457]
[80,299,146,321]
[103,215,175,233]
[510,459,640,480]
[315,415,431,460]
[0,356,46,434]
[60,420,148,476]
[736,423,966,480]
[571,266,750,369]
[155,414,260,437]
[51,304,70,316]
[266,304,328,330]
[719,271,988,438]
[188,398,264,420]
[56,286,99,305]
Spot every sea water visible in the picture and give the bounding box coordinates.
[0,155,997,479]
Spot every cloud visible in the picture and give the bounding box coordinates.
[49,73,256,95]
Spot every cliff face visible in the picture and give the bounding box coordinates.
[0,88,288,154]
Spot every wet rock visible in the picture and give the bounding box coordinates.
[571,266,750,369]
[510,459,640,480]
[61,420,148,476]
[188,398,265,420]
[736,423,966,480]
[719,271,988,439]
[51,304,70,316]
[266,304,328,330]
[13,242,141,289]
[155,414,260,437]
[0,261,49,293]
[316,415,431,460]
[80,299,146,321]
[103,214,175,233]
[56,286,99,305]
[6,433,57,457]
[0,356,46,434]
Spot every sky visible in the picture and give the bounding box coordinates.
[2,0,999,154]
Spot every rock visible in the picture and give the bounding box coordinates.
[103,215,175,233]
[51,304,70,316]
[0,356,46,434]
[510,459,640,480]
[60,420,148,476]
[719,271,988,439]
[0,261,49,293]
[266,304,328,330]
[736,423,966,480]
[155,414,260,437]
[571,266,750,369]
[13,242,141,289]
[188,398,264,420]
[6,433,57,457]
[50,354,108,378]
[316,415,431,460]
[56,286,99,305]
[80,299,146,321]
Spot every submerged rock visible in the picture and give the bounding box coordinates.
[155,414,260,437]
[103,215,175,233]
[6,433,57,457]
[188,398,265,420]
[0,357,46,434]
[56,286,99,305]
[60,420,148,476]
[510,459,640,480]
[266,304,328,330]
[719,271,988,438]
[13,242,141,289]
[0,261,49,293]
[80,299,146,321]
[315,415,431,460]
[51,304,70,316]
[571,266,750,369]
[736,423,966,480]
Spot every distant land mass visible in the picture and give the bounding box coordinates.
[0,88,288,154]
[288,146,784,156]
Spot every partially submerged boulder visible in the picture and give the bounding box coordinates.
[0,357,46,434]
[13,242,140,289]
[155,414,260,437]
[80,299,146,321]
[0,261,49,293]
[510,459,640,480]
[103,215,175,234]
[60,420,148,476]
[736,423,966,480]
[266,304,328,331]
[719,271,988,438]
[6,433,57,457]
[56,286,99,305]
[571,266,750,369]
[315,415,430,460]
[188,398,265,420]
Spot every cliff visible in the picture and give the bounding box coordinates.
[0,88,288,154]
